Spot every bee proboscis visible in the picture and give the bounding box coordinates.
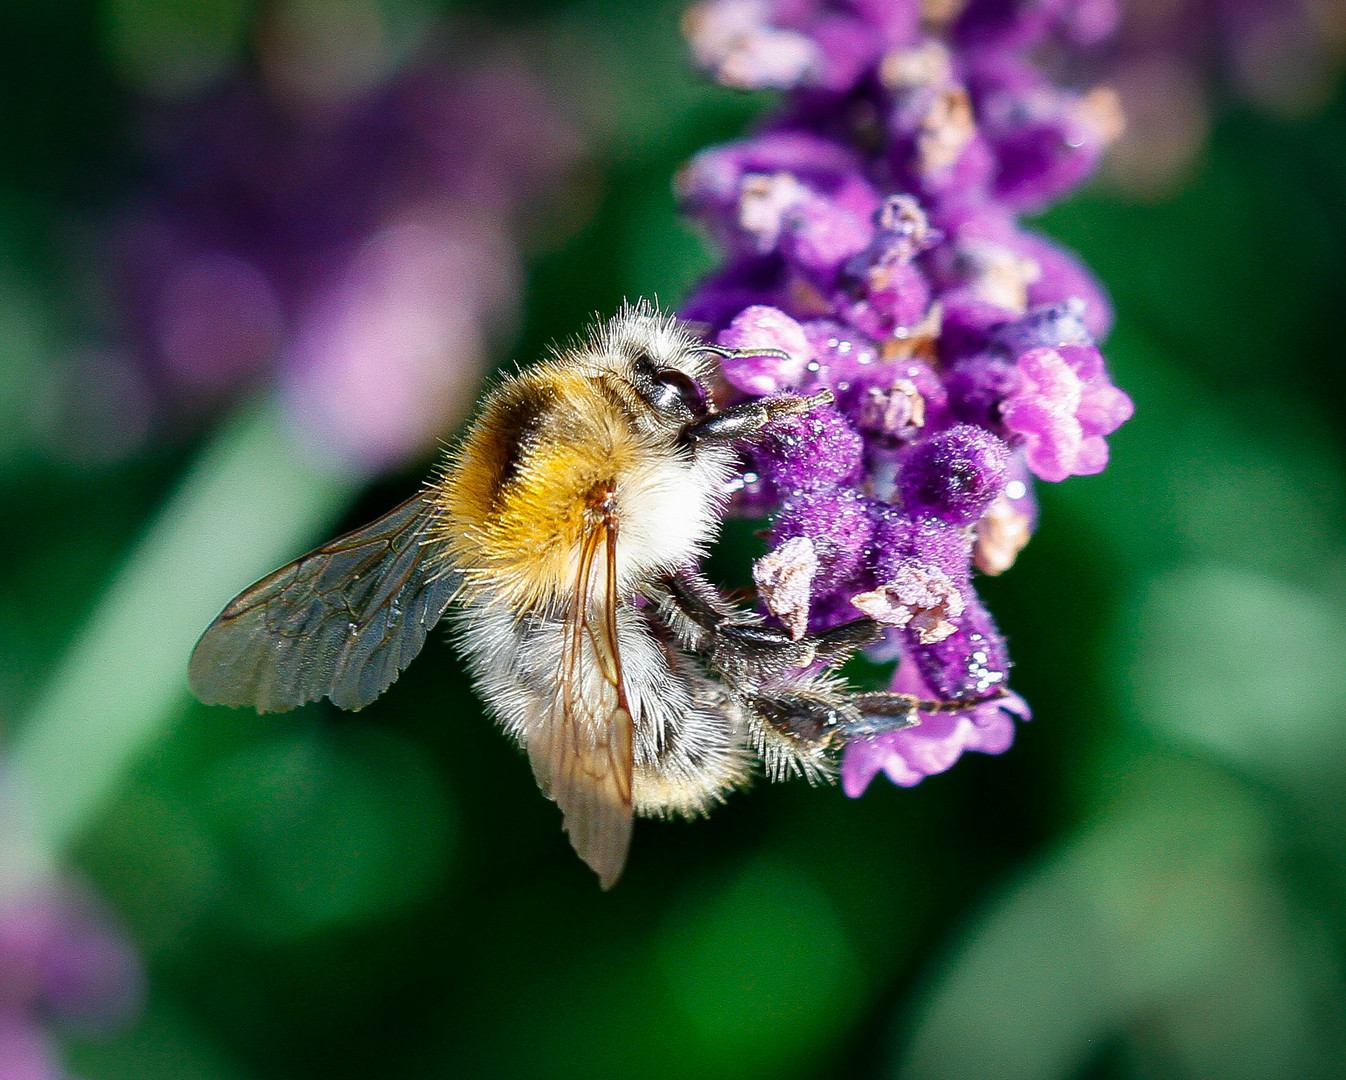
[190,305,995,888]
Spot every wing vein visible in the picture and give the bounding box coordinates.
[189,491,461,712]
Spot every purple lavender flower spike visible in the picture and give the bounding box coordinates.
[799,317,880,374]
[778,194,876,288]
[106,45,581,469]
[684,0,824,90]
[863,507,979,655]
[0,1013,59,1080]
[835,195,938,337]
[680,258,790,331]
[846,358,945,447]
[681,0,1130,790]
[955,0,1080,53]
[852,560,965,645]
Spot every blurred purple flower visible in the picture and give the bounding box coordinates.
[1098,0,1346,196]
[105,36,582,470]
[683,0,1133,789]
[0,880,143,1079]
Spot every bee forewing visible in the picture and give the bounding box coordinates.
[188,491,461,713]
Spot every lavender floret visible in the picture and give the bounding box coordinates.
[682,0,1133,789]
[841,653,1030,793]
[1001,344,1134,482]
[897,424,1009,525]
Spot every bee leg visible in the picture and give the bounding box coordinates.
[748,689,926,750]
[746,686,1006,782]
[806,618,884,665]
[739,683,918,781]
[712,615,888,685]
[683,389,834,445]
[838,688,1010,739]
[649,568,809,676]
[652,568,886,683]
[647,566,742,652]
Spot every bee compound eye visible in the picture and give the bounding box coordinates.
[653,367,708,417]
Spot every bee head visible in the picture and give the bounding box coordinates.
[590,305,721,426]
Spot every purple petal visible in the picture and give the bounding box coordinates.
[0,1013,62,1080]
[1000,345,1130,482]
[717,305,811,393]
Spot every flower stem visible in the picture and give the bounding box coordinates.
[6,397,357,881]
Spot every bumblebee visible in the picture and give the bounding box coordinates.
[191,305,989,887]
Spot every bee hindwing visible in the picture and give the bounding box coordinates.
[189,492,461,713]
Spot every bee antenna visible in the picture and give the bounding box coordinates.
[697,342,794,362]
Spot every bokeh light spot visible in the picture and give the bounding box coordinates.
[202,725,454,941]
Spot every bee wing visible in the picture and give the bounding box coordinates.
[189,491,461,713]
[528,517,635,889]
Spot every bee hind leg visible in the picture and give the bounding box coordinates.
[744,685,1006,782]
[649,568,1007,781]
[741,683,919,782]
[830,688,1011,741]
[749,687,922,753]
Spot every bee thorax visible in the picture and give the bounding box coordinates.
[432,359,733,607]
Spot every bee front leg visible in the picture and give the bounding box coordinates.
[683,389,834,445]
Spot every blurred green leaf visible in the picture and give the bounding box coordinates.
[897,756,1342,1080]
[6,399,352,871]
[1115,564,1346,788]
[79,786,225,955]
[68,994,256,1080]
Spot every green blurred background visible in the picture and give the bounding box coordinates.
[2,1,1346,1078]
